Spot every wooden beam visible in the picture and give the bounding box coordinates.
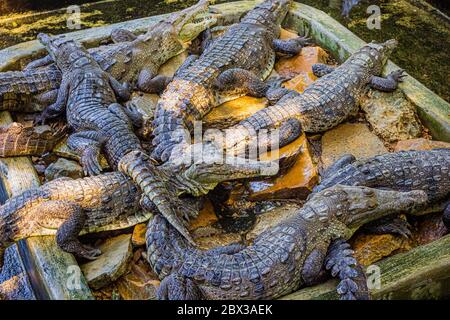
[282,234,450,300]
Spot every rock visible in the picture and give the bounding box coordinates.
[351,233,412,266]
[321,123,388,169]
[194,230,242,251]
[283,71,317,93]
[204,96,268,129]
[275,46,329,78]
[126,92,159,119]
[248,134,319,201]
[44,158,83,181]
[361,90,423,142]
[413,213,448,246]
[279,28,299,40]
[53,139,109,169]
[117,259,159,300]
[131,223,147,247]
[246,203,302,240]
[158,50,188,78]
[189,199,219,230]
[394,138,450,152]
[81,234,133,290]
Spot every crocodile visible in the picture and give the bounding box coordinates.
[313,149,450,234]
[146,185,428,300]
[0,122,66,157]
[0,172,148,268]
[0,0,217,112]
[223,40,407,155]
[151,0,311,162]
[0,148,282,271]
[34,32,207,245]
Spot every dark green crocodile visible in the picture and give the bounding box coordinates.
[147,185,428,300]
[151,0,310,162]
[224,40,406,155]
[0,0,217,113]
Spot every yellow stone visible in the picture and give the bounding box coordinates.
[131,223,147,247]
[394,138,450,152]
[189,199,219,231]
[204,96,268,129]
[275,46,329,78]
[248,134,319,201]
[352,233,412,266]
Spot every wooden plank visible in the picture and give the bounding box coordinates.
[0,111,94,299]
[282,234,450,300]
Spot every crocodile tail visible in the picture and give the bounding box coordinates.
[0,68,62,96]
[146,214,190,279]
[118,150,197,245]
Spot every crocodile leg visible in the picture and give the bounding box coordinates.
[139,75,173,94]
[157,272,203,300]
[214,68,267,98]
[312,63,336,77]
[24,54,53,70]
[273,36,311,56]
[34,77,70,125]
[67,131,106,176]
[110,28,137,43]
[108,76,131,101]
[325,239,369,300]
[51,201,102,260]
[35,89,58,106]
[363,215,412,238]
[369,69,407,92]
[139,55,200,94]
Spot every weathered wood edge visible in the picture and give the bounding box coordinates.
[0,112,94,300]
[282,234,450,300]
[284,2,450,142]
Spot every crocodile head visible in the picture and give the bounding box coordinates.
[138,0,218,46]
[241,0,292,27]
[365,39,398,72]
[317,185,427,233]
[37,33,96,73]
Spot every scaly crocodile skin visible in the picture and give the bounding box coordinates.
[0,0,214,112]
[0,122,66,157]
[0,65,61,97]
[38,33,198,244]
[152,0,292,162]
[147,185,428,299]
[313,149,450,205]
[0,172,150,265]
[225,40,400,154]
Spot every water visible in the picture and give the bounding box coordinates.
[0,0,448,102]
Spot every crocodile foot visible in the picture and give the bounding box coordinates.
[325,239,369,300]
[363,216,412,238]
[273,36,312,56]
[157,272,203,300]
